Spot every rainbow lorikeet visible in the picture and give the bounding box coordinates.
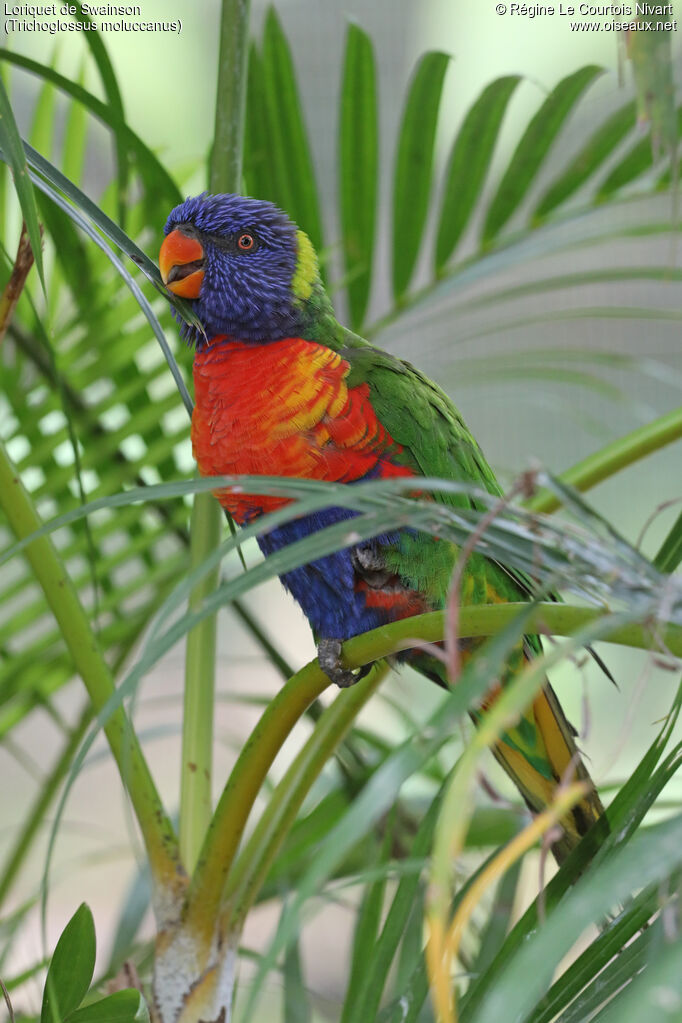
[159,192,605,860]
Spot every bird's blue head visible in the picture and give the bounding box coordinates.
[159,193,322,345]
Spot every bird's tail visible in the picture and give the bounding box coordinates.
[411,645,606,863]
[490,681,605,862]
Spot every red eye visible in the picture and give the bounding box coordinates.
[238,233,255,251]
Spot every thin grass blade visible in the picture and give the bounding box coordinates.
[0,76,44,288]
[471,812,682,1023]
[70,1,129,223]
[470,858,521,978]
[654,507,682,574]
[589,934,682,1023]
[282,908,311,1023]
[341,819,392,1023]
[553,926,654,1023]
[108,866,152,975]
[346,795,442,1023]
[0,52,181,212]
[22,163,194,415]
[528,886,660,1023]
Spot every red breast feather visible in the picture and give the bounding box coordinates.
[191,336,413,522]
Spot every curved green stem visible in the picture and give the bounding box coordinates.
[184,661,329,945]
[0,440,180,890]
[339,602,682,666]
[526,405,682,515]
[223,665,387,936]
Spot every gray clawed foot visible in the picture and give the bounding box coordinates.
[318,638,372,689]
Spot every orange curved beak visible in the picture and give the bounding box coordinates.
[159,229,205,298]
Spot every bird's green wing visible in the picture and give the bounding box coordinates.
[344,342,503,506]
[343,341,535,608]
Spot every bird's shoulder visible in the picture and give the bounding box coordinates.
[338,338,502,504]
